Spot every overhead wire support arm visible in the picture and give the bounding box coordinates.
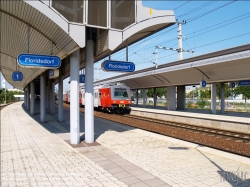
[154,20,194,62]
[133,52,158,68]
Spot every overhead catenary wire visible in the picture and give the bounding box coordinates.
[173,0,191,10]
[112,0,219,59]
[97,2,249,82]
[134,12,250,54]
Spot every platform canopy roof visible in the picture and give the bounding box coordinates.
[0,0,175,90]
[94,44,250,89]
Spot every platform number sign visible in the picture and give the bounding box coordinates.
[200,80,206,87]
[12,71,23,81]
[79,74,85,83]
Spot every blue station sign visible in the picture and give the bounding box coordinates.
[102,60,135,72]
[200,80,206,87]
[79,74,85,83]
[12,71,23,81]
[239,80,250,86]
[17,53,61,68]
[231,82,236,88]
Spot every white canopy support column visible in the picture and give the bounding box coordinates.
[154,88,157,108]
[49,80,55,114]
[27,84,30,111]
[30,81,35,115]
[167,86,176,110]
[40,72,46,122]
[177,85,186,110]
[221,83,225,114]
[58,67,63,122]
[70,49,80,145]
[136,89,139,106]
[85,39,94,143]
[211,83,217,114]
[24,88,27,108]
[143,89,146,108]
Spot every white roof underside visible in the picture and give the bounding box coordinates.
[94,44,250,89]
[0,0,78,90]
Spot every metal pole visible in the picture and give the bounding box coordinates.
[70,50,80,145]
[49,80,55,114]
[178,22,183,60]
[154,88,157,108]
[136,89,139,106]
[193,86,195,103]
[220,83,225,114]
[85,39,94,143]
[24,89,26,108]
[4,86,6,104]
[27,84,30,110]
[156,48,158,68]
[58,67,63,122]
[30,81,35,115]
[126,39,128,61]
[40,72,46,122]
[211,83,216,114]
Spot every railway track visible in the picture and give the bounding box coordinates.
[0,103,14,110]
[122,115,250,143]
[93,110,250,157]
[61,102,250,157]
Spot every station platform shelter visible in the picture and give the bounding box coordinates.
[1,102,250,187]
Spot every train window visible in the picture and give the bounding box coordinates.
[99,93,102,98]
[114,88,129,98]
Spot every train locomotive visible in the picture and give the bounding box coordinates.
[63,83,132,114]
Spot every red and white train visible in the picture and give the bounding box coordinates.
[63,83,132,114]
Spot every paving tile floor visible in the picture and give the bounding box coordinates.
[1,102,250,187]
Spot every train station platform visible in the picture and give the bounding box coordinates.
[131,105,250,134]
[1,102,250,187]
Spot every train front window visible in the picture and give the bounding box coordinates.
[114,88,129,98]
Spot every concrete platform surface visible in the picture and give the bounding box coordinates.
[1,102,250,187]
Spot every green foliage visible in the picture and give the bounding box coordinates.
[196,99,208,109]
[233,85,250,110]
[216,83,233,99]
[186,88,211,99]
[186,101,193,108]
[0,89,23,103]
[147,87,167,98]
[233,85,250,99]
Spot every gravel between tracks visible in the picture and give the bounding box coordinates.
[62,102,250,157]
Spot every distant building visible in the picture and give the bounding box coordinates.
[7,88,23,93]
[14,95,24,101]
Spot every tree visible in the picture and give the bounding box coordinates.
[186,88,210,99]
[233,85,250,110]
[216,83,233,100]
[0,89,23,103]
[147,87,167,98]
